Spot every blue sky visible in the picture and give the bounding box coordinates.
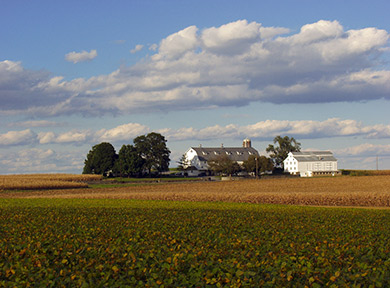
[1,0,390,174]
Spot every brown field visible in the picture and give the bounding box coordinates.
[0,174,101,191]
[1,175,390,208]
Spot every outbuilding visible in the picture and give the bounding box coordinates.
[284,151,340,177]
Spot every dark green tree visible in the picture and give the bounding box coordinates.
[243,155,274,176]
[133,132,170,175]
[114,144,145,177]
[266,136,301,168]
[208,154,241,176]
[82,142,117,175]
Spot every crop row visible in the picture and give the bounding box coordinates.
[0,174,101,191]
[1,199,390,287]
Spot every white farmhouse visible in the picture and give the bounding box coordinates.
[183,139,259,175]
[284,151,339,177]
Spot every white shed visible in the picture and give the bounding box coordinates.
[284,151,339,177]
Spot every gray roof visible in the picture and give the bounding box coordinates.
[290,151,337,162]
[191,147,259,162]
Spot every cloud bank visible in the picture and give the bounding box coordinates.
[1,118,390,148]
[1,20,389,116]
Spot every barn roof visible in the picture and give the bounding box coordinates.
[290,151,337,162]
[191,147,259,162]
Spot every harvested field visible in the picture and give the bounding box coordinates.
[2,175,390,207]
[0,174,101,191]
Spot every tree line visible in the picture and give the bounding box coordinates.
[82,132,170,177]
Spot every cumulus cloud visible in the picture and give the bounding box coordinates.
[130,44,144,54]
[337,143,390,156]
[0,129,37,146]
[65,49,97,63]
[96,123,149,142]
[153,25,198,59]
[0,148,84,174]
[201,20,261,54]
[151,118,390,142]
[1,19,389,116]
[1,119,390,148]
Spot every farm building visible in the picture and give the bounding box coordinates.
[284,151,340,177]
[182,139,259,176]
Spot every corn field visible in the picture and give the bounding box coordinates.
[0,174,101,191]
[1,175,390,207]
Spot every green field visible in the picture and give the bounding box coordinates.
[1,199,390,287]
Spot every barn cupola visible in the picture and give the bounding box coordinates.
[243,138,251,148]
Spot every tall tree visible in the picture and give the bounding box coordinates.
[114,144,145,177]
[177,154,189,170]
[208,154,241,176]
[82,142,117,175]
[243,155,274,176]
[266,135,301,168]
[134,132,170,175]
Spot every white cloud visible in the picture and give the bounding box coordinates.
[130,44,144,54]
[259,26,290,39]
[56,131,88,143]
[158,118,390,142]
[154,26,198,59]
[65,49,97,63]
[38,132,56,144]
[2,118,390,148]
[337,143,390,156]
[0,148,84,174]
[201,20,261,54]
[96,123,149,142]
[1,19,389,116]
[0,129,36,146]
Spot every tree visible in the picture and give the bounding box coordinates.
[114,144,145,177]
[208,154,241,176]
[133,132,170,175]
[82,142,117,175]
[266,136,301,169]
[177,154,189,170]
[243,155,274,176]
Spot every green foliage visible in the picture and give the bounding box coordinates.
[82,142,117,175]
[208,154,241,175]
[243,155,274,175]
[177,154,189,170]
[134,132,170,174]
[114,145,145,177]
[2,199,390,287]
[266,135,301,168]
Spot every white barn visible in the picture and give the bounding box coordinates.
[183,139,259,175]
[284,151,339,177]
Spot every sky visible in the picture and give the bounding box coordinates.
[1,0,390,174]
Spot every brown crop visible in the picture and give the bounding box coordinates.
[1,175,390,208]
[0,174,101,190]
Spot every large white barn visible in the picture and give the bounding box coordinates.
[183,139,259,175]
[284,151,339,177]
